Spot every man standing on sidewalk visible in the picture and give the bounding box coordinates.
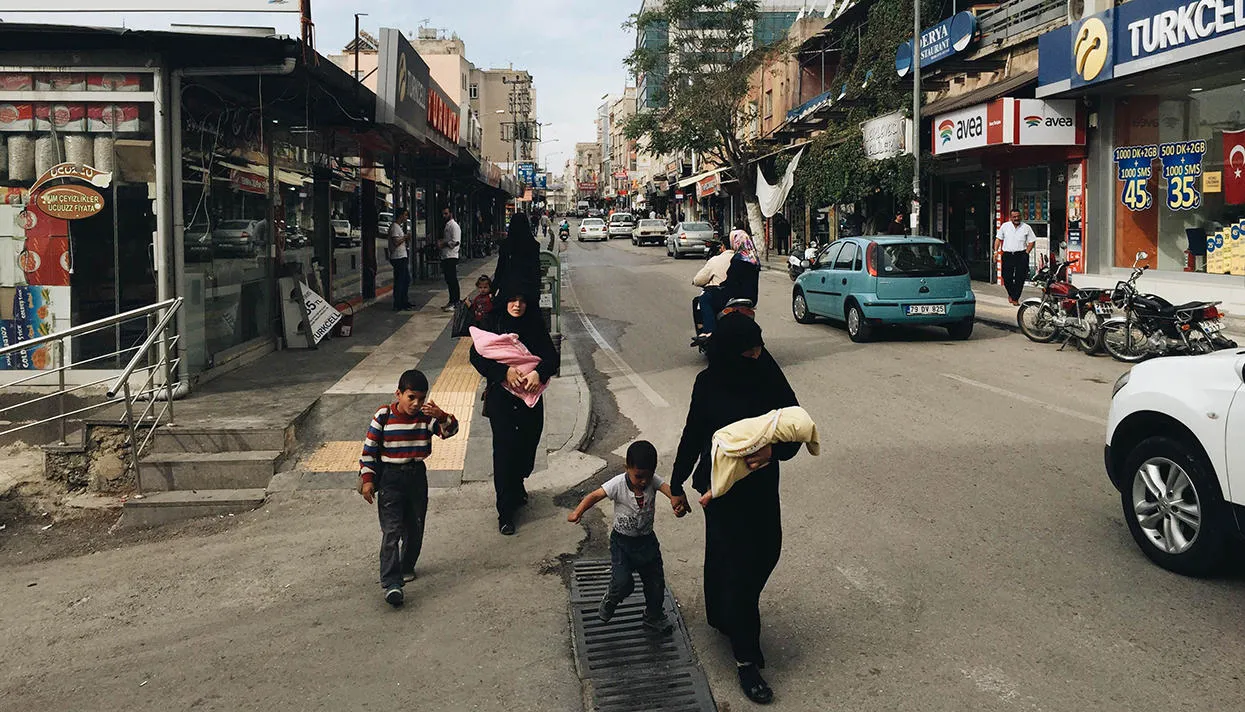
[440,207,462,310]
[994,209,1036,306]
[389,208,412,311]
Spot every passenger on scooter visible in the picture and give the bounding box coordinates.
[692,241,734,336]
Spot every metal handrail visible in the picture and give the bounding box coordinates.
[0,297,181,357]
[107,299,182,398]
[1,297,183,496]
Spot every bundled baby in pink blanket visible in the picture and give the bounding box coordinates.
[468,326,548,407]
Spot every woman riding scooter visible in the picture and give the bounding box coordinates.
[558,218,570,241]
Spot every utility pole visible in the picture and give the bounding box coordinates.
[912,0,921,232]
[353,13,367,104]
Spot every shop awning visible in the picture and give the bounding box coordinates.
[276,169,309,188]
[922,70,1037,116]
[678,167,728,188]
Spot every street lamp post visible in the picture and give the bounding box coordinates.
[912,1,921,232]
[354,13,368,105]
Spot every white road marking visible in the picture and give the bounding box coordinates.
[834,564,900,607]
[941,373,1106,426]
[562,254,670,409]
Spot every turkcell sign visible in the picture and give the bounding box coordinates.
[1038,0,1245,96]
[895,11,977,77]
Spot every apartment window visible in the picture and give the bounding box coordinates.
[469,83,479,100]
[764,90,773,119]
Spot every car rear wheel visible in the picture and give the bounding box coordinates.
[1121,436,1228,576]
[946,319,973,340]
[846,303,872,343]
[792,288,815,324]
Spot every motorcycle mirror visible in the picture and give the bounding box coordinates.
[1137,251,1149,260]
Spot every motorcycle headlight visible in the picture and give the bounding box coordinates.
[1111,370,1131,398]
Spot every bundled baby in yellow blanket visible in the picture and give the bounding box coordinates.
[699,406,820,507]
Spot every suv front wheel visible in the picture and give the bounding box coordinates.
[1120,436,1230,576]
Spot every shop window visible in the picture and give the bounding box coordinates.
[1112,79,1245,274]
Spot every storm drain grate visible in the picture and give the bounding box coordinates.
[569,559,717,711]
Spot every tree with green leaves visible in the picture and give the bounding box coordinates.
[623,0,788,240]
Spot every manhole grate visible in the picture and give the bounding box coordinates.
[570,559,716,711]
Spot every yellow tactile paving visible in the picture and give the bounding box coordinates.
[304,440,363,472]
[422,338,479,472]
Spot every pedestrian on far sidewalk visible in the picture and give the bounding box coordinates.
[995,208,1036,305]
[470,283,557,536]
[567,440,686,634]
[440,207,462,310]
[389,208,412,311]
[493,213,543,300]
[358,369,459,608]
[773,213,791,255]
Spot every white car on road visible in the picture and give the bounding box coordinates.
[578,218,607,242]
[1106,348,1245,575]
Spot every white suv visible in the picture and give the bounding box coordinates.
[1105,349,1245,575]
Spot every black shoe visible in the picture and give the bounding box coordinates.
[598,595,617,623]
[499,521,516,536]
[384,586,404,607]
[641,613,673,635]
[738,664,773,704]
[402,569,417,583]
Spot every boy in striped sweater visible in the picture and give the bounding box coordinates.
[359,369,458,607]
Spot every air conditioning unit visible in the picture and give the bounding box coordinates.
[1068,0,1114,22]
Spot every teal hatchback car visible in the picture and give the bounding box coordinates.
[791,236,976,342]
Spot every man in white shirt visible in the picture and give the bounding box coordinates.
[388,208,412,311]
[994,209,1036,305]
[692,244,735,336]
[439,207,462,310]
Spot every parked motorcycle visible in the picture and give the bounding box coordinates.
[1016,258,1113,353]
[1099,252,1236,362]
[787,240,819,281]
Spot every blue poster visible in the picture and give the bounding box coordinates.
[1113,144,1157,212]
[1158,140,1206,211]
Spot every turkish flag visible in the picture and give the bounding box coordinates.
[1225,129,1245,205]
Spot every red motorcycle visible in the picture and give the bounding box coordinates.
[1016,259,1114,353]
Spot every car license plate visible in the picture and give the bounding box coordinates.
[906,304,947,316]
[1202,320,1223,333]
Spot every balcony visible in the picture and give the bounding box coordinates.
[976,0,1069,48]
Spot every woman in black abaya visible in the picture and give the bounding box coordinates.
[669,313,800,705]
[469,282,558,536]
[492,213,543,301]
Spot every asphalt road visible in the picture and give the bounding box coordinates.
[559,228,1245,711]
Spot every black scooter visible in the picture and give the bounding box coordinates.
[558,225,570,241]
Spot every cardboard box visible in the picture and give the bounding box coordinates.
[34,73,86,91]
[87,74,141,92]
[87,103,142,133]
[0,236,22,288]
[17,236,70,287]
[34,103,86,132]
[0,74,33,91]
[0,104,34,132]
[12,285,70,370]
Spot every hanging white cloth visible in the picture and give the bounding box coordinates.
[756,148,804,219]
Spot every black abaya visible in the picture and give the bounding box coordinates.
[493,215,542,300]
[671,323,799,666]
[469,297,557,524]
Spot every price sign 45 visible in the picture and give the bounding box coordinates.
[1114,145,1158,213]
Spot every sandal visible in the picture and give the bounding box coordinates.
[737,664,773,705]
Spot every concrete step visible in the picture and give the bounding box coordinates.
[118,488,266,529]
[152,426,288,454]
[138,451,282,492]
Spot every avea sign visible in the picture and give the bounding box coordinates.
[895,12,977,77]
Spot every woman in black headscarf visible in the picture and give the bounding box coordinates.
[492,213,543,301]
[669,313,800,705]
[469,280,558,536]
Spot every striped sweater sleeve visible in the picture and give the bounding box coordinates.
[359,407,388,483]
[436,413,460,439]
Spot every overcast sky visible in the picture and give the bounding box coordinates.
[0,0,637,167]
